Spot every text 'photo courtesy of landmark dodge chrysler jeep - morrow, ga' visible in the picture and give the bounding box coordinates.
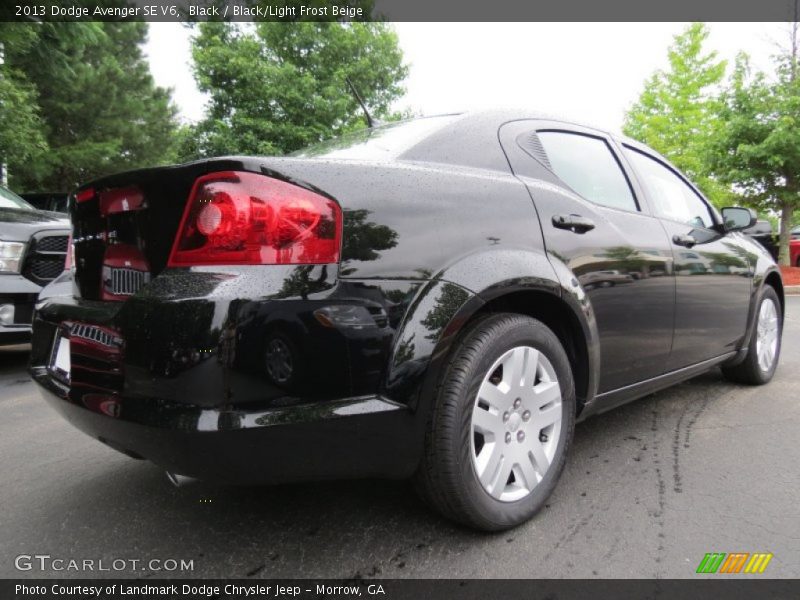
[30,112,783,531]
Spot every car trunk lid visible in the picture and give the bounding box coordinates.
[71,162,213,301]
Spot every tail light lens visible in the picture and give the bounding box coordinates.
[99,186,145,216]
[168,171,341,266]
[75,188,95,204]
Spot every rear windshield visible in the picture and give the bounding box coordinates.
[0,185,34,210]
[292,114,461,160]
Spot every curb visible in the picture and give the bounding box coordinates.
[786,285,800,296]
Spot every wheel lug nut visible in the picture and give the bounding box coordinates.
[513,398,521,409]
[502,412,510,422]
[505,432,512,444]
[522,410,531,422]
[517,431,525,443]
[539,433,548,443]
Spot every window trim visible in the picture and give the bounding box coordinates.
[621,144,720,231]
[536,129,642,214]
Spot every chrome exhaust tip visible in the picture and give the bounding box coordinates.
[166,471,198,487]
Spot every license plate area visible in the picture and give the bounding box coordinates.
[48,330,71,384]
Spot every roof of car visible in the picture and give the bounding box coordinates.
[451,109,608,130]
[402,110,662,174]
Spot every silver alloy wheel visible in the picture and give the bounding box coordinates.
[756,298,779,372]
[470,345,563,502]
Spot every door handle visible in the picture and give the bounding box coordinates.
[552,214,595,234]
[672,234,697,248]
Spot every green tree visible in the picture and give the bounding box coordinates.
[0,24,47,179]
[5,22,178,192]
[624,23,728,205]
[711,44,800,265]
[185,20,407,159]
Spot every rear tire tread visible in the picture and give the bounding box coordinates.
[414,312,575,531]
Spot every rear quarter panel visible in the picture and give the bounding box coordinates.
[253,157,545,280]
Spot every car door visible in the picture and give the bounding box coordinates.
[620,145,752,369]
[500,121,675,393]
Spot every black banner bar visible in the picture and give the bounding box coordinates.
[3,579,800,600]
[2,0,800,22]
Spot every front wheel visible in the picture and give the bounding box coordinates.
[414,313,576,531]
[722,285,782,385]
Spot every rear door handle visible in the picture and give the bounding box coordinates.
[672,234,697,248]
[552,214,595,234]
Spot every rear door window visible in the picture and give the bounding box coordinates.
[537,131,638,212]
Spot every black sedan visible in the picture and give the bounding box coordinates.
[30,112,784,531]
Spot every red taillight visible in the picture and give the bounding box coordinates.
[168,171,341,267]
[75,188,95,204]
[99,186,144,216]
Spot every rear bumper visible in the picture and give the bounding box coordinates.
[31,366,417,483]
[28,266,430,483]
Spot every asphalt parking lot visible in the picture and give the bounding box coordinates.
[2,296,798,579]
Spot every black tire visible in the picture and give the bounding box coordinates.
[721,285,782,385]
[414,313,576,531]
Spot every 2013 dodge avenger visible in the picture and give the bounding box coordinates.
[30,112,784,530]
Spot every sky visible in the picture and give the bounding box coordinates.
[144,22,791,134]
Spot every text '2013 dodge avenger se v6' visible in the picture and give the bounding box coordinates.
[30,112,783,531]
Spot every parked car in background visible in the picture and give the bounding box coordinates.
[792,225,800,241]
[21,192,69,214]
[0,184,70,345]
[791,239,800,267]
[743,219,778,261]
[578,269,634,290]
[29,112,784,531]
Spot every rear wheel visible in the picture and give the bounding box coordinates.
[414,313,576,531]
[264,333,299,387]
[722,286,782,385]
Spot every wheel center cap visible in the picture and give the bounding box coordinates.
[508,412,522,432]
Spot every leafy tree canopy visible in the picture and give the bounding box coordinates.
[185,19,408,158]
[0,24,47,174]
[623,23,729,205]
[711,50,800,265]
[4,21,178,192]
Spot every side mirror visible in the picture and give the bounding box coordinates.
[721,207,757,232]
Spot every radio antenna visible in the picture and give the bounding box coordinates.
[345,76,376,129]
